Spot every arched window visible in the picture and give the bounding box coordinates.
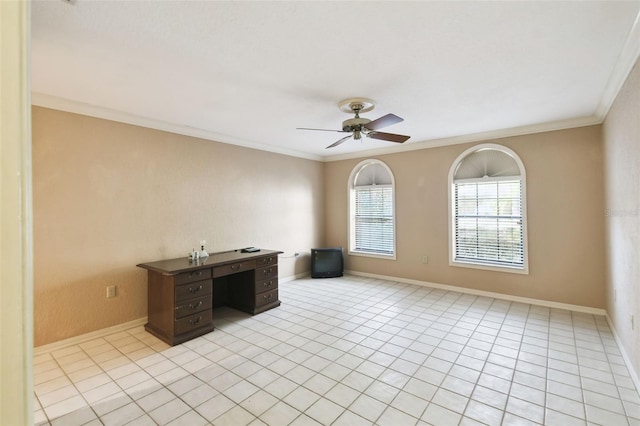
[448,144,528,273]
[348,159,396,259]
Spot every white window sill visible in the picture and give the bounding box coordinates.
[450,260,528,275]
[349,250,396,261]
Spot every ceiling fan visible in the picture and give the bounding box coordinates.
[297,98,410,149]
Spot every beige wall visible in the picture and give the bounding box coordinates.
[603,57,640,374]
[32,105,612,347]
[32,107,324,346]
[325,126,606,308]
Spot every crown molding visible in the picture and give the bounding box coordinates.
[595,8,640,120]
[31,93,324,162]
[34,92,605,165]
[323,114,603,162]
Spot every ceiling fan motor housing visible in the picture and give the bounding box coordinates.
[342,117,371,132]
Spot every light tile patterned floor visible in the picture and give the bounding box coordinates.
[34,275,640,425]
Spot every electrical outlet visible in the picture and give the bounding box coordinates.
[422,255,429,264]
[106,285,116,298]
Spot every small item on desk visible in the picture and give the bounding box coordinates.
[199,240,209,258]
[241,247,260,253]
[190,248,199,261]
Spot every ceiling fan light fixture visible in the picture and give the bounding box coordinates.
[342,117,371,132]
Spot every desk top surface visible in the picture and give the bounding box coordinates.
[137,249,282,275]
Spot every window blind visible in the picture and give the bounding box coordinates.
[454,179,524,267]
[354,185,394,255]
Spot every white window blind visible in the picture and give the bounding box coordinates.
[454,179,524,267]
[354,185,394,255]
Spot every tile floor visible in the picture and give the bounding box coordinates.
[34,275,640,425]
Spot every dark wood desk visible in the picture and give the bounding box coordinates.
[137,249,282,345]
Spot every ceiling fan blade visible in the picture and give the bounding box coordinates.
[326,134,353,149]
[364,113,404,131]
[368,131,410,143]
[297,127,348,133]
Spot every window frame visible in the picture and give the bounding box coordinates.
[448,144,529,274]
[348,159,397,260]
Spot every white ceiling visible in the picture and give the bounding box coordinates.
[31,1,640,161]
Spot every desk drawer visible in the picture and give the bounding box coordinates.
[175,310,212,335]
[175,269,212,285]
[256,255,278,266]
[256,278,278,294]
[256,289,278,308]
[256,265,278,281]
[213,260,256,278]
[175,279,212,302]
[175,294,211,319]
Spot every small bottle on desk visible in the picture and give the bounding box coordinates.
[199,240,209,258]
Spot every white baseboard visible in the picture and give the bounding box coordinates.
[280,272,310,283]
[35,271,614,362]
[344,273,639,389]
[34,273,309,355]
[606,314,640,393]
[34,317,148,356]
[346,270,607,316]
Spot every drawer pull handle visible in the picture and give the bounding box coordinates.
[231,264,241,271]
[189,285,203,294]
[263,294,273,300]
[263,281,273,288]
[188,316,202,325]
[190,271,203,278]
[189,301,203,310]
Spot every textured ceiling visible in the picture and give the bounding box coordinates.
[31,1,640,161]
